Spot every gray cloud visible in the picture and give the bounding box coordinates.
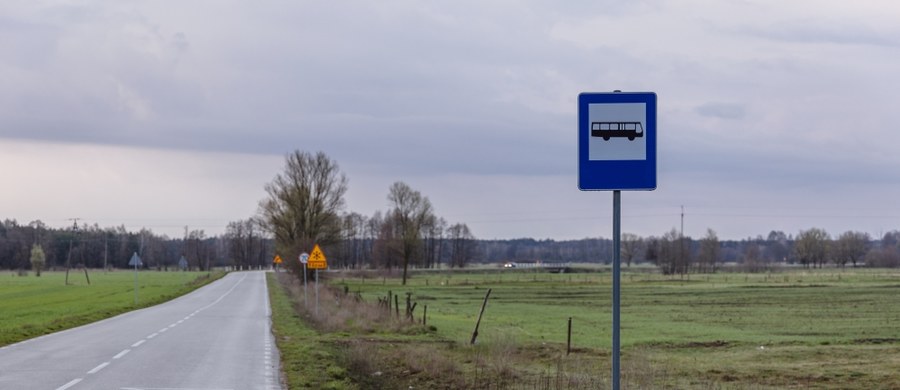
[740,20,900,47]
[3,1,900,239]
[695,102,746,119]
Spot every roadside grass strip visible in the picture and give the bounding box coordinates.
[266,273,356,390]
[0,271,225,347]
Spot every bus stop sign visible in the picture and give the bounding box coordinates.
[578,92,657,191]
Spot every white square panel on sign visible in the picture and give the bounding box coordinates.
[588,103,647,161]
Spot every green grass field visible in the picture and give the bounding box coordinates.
[0,270,224,347]
[332,268,900,389]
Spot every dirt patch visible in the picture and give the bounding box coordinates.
[685,340,730,348]
[740,284,831,288]
[649,340,730,349]
[853,338,900,345]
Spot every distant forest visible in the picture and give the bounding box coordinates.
[478,229,900,273]
[0,219,271,272]
[2,218,899,273]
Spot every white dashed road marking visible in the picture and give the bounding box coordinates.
[51,273,260,390]
[55,378,82,390]
[87,362,109,374]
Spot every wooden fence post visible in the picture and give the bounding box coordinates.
[470,288,492,345]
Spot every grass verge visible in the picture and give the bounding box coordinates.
[267,272,356,389]
[0,270,225,347]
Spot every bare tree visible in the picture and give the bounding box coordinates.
[447,223,476,268]
[794,228,829,268]
[30,244,45,276]
[651,229,678,275]
[226,219,266,270]
[337,212,367,269]
[422,216,447,269]
[372,211,401,269]
[387,182,434,285]
[184,229,208,271]
[698,228,720,273]
[764,230,790,262]
[834,231,869,268]
[258,150,347,278]
[621,233,643,268]
[644,236,659,267]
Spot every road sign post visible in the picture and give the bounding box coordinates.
[299,252,309,307]
[307,245,328,317]
[612,190,621,388]
[578,91,656,390]
[315,269,319,316]
[128,252,143,305]
[273,254,283,271]
[178,255,188,271]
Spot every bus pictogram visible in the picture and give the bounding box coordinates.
[591,121,644,141]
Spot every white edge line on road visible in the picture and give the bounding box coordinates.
[147,332,158,339]
[193,274,248,314]
[113,349,130,359]
[159,328,168,333]
[132,340,146,347]
[87,361,110,374]
[120,388,236,390]
[119,387,236,390]
[55,378,82,390]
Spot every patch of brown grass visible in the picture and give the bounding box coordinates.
[341,339,466,389]
[278,272,432,336]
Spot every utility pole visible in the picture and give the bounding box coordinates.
[65,218,81,285]
[103,234,108,272]
[680,206,685,275]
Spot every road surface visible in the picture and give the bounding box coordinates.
[0,271,281,390]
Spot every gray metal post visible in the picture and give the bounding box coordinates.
[315,269,319,316]
[612,190,621,390]
[134,260,138,305]
[303,263,308,307]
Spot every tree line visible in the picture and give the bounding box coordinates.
[256,151,477,285]
[4,216,899,276]
[0,219,275,273]
[474,228,900,274]
[6,149,899,277]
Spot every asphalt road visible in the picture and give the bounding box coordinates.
[0,271,281,390]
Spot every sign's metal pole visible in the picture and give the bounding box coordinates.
[612,190,621,390]
[303,263,308,308]
[315,269,319,317]
[134,260,138,305]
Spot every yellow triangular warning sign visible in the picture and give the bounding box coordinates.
[273,255,283,264]
[308,244,327,269]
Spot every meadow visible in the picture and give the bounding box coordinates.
[320,267,900,389]
[0,270,223,347]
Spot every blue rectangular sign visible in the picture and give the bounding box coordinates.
[578,92,657,191]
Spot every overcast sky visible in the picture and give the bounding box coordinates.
[3,1,900,241]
